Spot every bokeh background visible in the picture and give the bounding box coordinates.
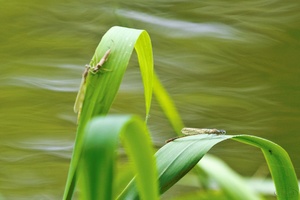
[1,0,300,199]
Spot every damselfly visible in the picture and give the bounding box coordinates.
[74,49,111,122]
[165,128,226,143]
[181,128,226,135]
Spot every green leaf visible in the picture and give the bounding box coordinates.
[121,134,299,200]
[232,135,299,200]
[63,26,154,199]
[153,72,184,135]
[79,115,159,200]
[198,154,262,200]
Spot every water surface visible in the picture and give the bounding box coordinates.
[1,0,300,199]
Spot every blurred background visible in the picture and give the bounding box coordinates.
[0,0,300,199]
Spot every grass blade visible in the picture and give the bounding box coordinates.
[120,134,299,200]
[198,154,262,200]
[63,26,154,199]
[232,135,299,200]
[79,115,158,200]
[153,72,184,135]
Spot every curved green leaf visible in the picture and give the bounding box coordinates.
[64,26,154,199]
[121,134,299,200]
[79,115,158,200]
[232,135,299,200]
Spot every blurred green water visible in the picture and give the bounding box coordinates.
[0,0,300,199]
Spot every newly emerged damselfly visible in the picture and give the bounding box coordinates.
[74,49,111,123]
[165,128,226,143]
